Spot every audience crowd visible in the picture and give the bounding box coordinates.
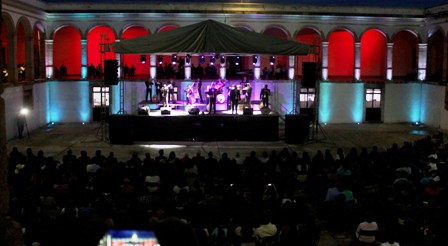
[6,133,448,246]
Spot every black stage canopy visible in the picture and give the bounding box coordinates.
[113,19,310,56]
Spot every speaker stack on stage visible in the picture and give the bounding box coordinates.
[160,107,171,115]
[302,62,317,88]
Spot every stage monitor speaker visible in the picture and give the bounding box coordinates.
[285,114,310,144]
[302,62,317,88]
[188,107,200,115]
[243,107,253,115]
[161,107,171,115]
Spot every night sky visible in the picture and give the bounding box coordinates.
[41,0,448,9]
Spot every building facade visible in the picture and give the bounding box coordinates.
[2,0,448,139]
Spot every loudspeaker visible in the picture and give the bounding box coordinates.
[302,62,317,88]
[188,107,200,115]
[243,107,253,115]
[161,107,171,115]
[285,114,310,144]
[104,59,119,85]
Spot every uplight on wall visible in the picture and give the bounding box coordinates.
[235,56,240,66]
[210,56,215,65]
[158,55,163,65]
[140,55,146,64]
[270,56,275,65]
[252,55,258,65]
[171,54,177,65]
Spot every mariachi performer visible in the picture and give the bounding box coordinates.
[260,84,271,109]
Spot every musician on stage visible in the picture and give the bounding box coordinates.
[260,84,271,108]
[155,80,162,102]
[206,82,218,114]
[185,83,195,105]
[243,82,252,106]
[168,79,176,103]
[161,83,172,107]
[145,80,154,102]
[229,84,241,115]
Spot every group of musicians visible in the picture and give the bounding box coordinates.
[145,77,271,114]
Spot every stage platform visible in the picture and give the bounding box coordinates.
[109,109,279,144]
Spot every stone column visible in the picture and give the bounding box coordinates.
[418,43,428,81]
[79,40,87,79]
[25,33,34,81]
[45,39,54,79]
[441,36,448,82]
[288,56,295,80]
[185,55,191,80]
[354,42,361,81]
[253,55,261,80]
[220,55,226,79]
[321,41,329,80]
[150,55,157,80]
[386,42,393,80]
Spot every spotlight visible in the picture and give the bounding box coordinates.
[158,55,163,64]
[140,55,146,64]
[200,55,205,64]
[252,55,258,65]
[19,108,29,116]
[235,56,240,66]
[220,55,225,64]
[270,56,275,65]
[172,54,177,65]
[210,56,215,65]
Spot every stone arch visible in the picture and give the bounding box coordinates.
[53,25,82,79]
[392,29,419,81]
[17,16,33,82]
[261,25,290,79]
[1,12,16,83]
[360,28,387,80]
[33,21,46,80]
[427,28,444,81]
[120,24,150,39]
[87,25,117,74]
[157,23,179,33]
[121,25,151,80]
[327,28,355,80]
[295,27,323,79]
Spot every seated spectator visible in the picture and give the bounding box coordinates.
[355,213,379,245]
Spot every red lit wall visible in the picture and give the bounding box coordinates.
[54,26,81,77]
[2,22,8,65]
[263,28,288,70]
[17,24,25,65]
[296,29,321,75]
[360,29,386,78]
[328,30,354,78]
[88,26,116,69]
[392,31,418,78]
[122,26,150,78]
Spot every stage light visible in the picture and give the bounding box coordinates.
[252,55,258,65]
[158,55,163,64]
[270,56,275,65]
[220,55,225,64]
[210,56,215,65]
[20,108,29,116]
[200,55,205,64]
[172,54,177,65]
[140,55,146,64]
[235,56,240,66]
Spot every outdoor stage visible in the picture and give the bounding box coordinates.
[108,103,279,144]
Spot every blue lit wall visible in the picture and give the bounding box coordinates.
[319,82,364,123]
[383,83,421,123]
[46,81,91,122]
